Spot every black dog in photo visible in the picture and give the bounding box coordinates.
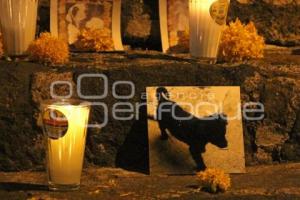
[156,87,228,171]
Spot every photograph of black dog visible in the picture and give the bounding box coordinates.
[155,87,228,171]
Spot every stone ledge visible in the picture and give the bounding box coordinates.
[0,50,300,172]
[0,163,300,199]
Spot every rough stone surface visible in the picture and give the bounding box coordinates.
[0,49,300,172]
[255,125,288,148]
[31,71,76,105]
[0,63,45,171]
[228,0,300,46]
[237,0,300,4]
[1,163,300,199]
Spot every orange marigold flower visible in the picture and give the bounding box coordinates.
[0,33,4,58]
[219,18,265,62]
[28,32,69,65]
[197,168,231,193]
[74,28,114,52]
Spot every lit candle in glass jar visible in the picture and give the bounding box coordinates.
[189,0,230,63]
[42,99,90,191]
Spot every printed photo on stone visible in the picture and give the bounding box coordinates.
[159,0,189,53]
[50,0,123,51]
[147,86,245,174]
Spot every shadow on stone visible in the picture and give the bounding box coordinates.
[126,52,193,63]
[0,182,48,191]
[115,103,149,174]
[292,48,300,55]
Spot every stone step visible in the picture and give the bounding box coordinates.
[0,163,300,199]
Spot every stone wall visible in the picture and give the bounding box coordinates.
[0,52,300,172]
[0,0,299,172]
[237,0,300,4]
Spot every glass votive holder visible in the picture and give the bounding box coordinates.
[41,99,90,191]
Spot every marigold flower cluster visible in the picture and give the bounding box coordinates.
[196,168,231,193]
[74,28,114,52]
[219,19,265,62]
[0,33,4,58]
[28,32,69,65]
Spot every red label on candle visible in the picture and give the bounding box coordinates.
[43,109,68,140]
[210,0,230,25]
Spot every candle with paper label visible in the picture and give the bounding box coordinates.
[189,0,230,62]
[42,99,90,191]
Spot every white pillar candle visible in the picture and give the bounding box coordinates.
[189,0,230,61]
[42,100,90,191]
[0,0,39,56]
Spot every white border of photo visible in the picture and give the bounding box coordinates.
[50,0,123,51]
[159,0,169,53]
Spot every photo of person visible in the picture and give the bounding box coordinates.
[65,3,87,44]
[50,0,126,51]
[64,1,110,45]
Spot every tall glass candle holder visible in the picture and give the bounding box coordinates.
[41,99,90,191]
[189,0,230,63]
[0,0,39,56]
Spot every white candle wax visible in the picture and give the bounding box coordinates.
[189,0,230,61]
[0,0,38,55]
[44,102,90,187]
